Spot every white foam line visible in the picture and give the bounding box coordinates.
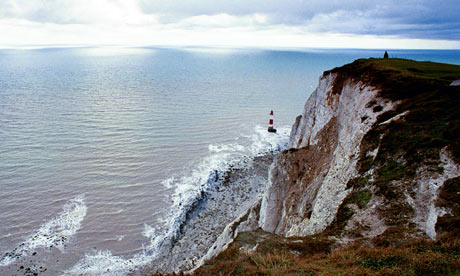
[208,143,246,153]
[0,195,87,267]
[63,250,152,276]
[250,125,290,156]
[63,125,291,275]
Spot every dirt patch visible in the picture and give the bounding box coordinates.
[266,118,339,234]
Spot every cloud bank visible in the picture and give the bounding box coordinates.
[0,0,459,49]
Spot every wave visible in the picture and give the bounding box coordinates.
[0,195,87,267]
[63,125,290,275]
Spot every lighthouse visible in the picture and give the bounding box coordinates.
[268,110,277,133]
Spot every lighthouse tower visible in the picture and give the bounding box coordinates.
[268,110,277,133]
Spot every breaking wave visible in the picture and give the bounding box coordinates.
[63,125,290,275]
[0,195,87,267]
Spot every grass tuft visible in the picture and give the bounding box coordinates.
[181,231,460,276]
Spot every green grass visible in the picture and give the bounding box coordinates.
[371,58,460,82]
[346,176,369,189]
[348,190,372,209]
[325,58,460,101]
[374,159,405,198]
[328,188,373,233]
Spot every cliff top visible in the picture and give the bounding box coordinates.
[327,58,460,82]
[321,58,460,165]
[324,58,460,100]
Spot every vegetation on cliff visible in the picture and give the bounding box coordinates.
[191,230,460,276]
[153,229,460,275]
[332,58,460,235]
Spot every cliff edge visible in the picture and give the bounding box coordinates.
[260,58,460,242]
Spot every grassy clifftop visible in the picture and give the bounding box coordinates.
[325,58,460,99]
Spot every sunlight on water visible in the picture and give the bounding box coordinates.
[78,47,152,56]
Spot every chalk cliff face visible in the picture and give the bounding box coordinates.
[259,72,394,236]
[259,58,460,241]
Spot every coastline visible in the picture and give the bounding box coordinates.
[146,153,275,274]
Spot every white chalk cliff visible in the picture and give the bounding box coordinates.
[258,62,460,240]
[259,72,392,236]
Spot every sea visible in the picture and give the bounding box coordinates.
[1,47,460,275]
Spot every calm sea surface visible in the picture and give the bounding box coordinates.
[1,47,459,275]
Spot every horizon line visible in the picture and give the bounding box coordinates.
[2,44,460,51]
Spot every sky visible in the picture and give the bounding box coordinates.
[0,0,460,49]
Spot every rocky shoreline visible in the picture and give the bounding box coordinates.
[141,153,276,274]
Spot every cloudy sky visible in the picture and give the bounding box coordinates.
[1,0,459,49]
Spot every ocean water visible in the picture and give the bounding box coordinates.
[1,47,459,275]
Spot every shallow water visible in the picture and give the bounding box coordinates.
[1,47,460,275]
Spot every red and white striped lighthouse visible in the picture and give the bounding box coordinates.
[268,109,277,133]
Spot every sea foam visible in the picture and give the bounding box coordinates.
[0,195,87,267]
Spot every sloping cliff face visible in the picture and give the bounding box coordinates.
[259,72,395,236]
[259,58,460,241]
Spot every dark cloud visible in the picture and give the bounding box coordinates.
[138,0,375,19]
[138,0,460,40]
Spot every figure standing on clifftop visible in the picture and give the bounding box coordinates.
[384,51,389,59]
